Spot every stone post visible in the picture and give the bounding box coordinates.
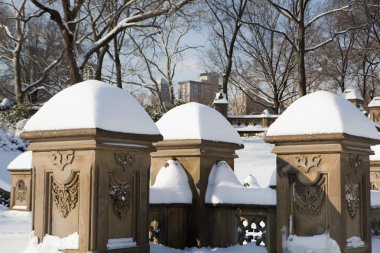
[21,80,162,253]
[212,92,228,117]
[151,102,243,248]
[266,91,380,253]
[368,96,380,123]
[7,151,32,211]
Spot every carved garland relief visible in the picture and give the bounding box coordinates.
[292,155,325,217]
[115,153,135,172]
[15,179,27,202]
[345,155,362,219]
[52,174,79,218]
[109,182,132,219]
[51,151,75,171]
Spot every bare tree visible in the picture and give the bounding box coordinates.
[204,0,248,98]
[0,0,63,104]
[30,0,193,85]
[244,0,364,97]
[232,1,297,114]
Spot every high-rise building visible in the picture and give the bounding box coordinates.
[151,78,171,109]
[178,73,219,105]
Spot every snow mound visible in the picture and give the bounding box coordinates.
[7,151,32,170]
[156,102,242,145]
[284,233,341,253]
[205,161,276,205]
[371,145,380,161]
[347,236,365,248]
[150,160,192,204]
[266,91,380,140]
[343,88,363,101]
[243,175,261,188]
[23,80,160,135]
[22,232,78,253]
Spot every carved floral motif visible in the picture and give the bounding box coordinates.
[51,151,75,171]
[115,153,135,172]
[294,183,325,217]
[15,180,27,202]
[52,175,79,218]
[345,180,360,219]
[294,155,321,173]
[109,183,132,219]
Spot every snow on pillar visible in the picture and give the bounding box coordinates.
[21,80,162,253]
[151,102,243,248]
[266,91,380,253]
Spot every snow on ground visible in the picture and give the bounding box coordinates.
[267,91,380,140]
[156,102,242,145]
[234,137,276,188]
[23,80,160,136]
[0,150,22,191]
[206,161,276,205]
[150,160,192,204]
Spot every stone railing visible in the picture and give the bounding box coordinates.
[149,203,277,252]
[227,115,279,135]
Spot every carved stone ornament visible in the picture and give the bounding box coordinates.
[15,179,27,201]
[51,151,75,171]
[115,153,135,172]
[345,180,360,219]
[294,155,321,173]
[109,183,132,219]
[349,155,362,175]
[52,175,79,218]
[294,183,325,217]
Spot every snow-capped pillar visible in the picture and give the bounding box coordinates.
[152,102,243,248]
[20,81,162,253]
[212,92,229,117]
[368,96,380,123]
[7,151,33,211]
[266,91,380,253]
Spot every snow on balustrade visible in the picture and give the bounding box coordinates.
[150,160,192,204]
[23,80,160,135]
[266,90,380,139]
[156,102,242,145]
[205,161,276,205]
[283,233,341,253]
[7,151,32,171]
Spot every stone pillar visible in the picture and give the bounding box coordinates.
[266,134,378,252]
[368,96,380,123]
[22,129,161,253]
[150,140,241,247]
[8,170,32,211]
[213,92,228,117]
[370,159,380,190]
[7,151,33,211]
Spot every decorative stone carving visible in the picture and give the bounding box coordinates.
[51,151,75,171]
[349,155,362,176]
[294,155,321,173]
[345,180,360,219]
[294,182,325,217]
[237,215,267,246]
[109,182,132,219]
[115,153,135,172]
[15,179,27,202]
[52,174,79,218]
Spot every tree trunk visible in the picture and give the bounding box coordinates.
[14,44,23,104]
[95,46,108,81]
[63,31,82,85]
[297,0,307,97]
[114,38,122,88]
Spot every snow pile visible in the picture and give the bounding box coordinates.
[0,98,11,110]
[266,91,380,140]
[243,175,261,188]
[150,160,192,204]
[151,243,268,253]
[22,232,78,253]
[23,80,160,135]
[205,161,276,205]
[7,151,32,170]
[371,190,380,207]
[235,137,276,187]
[284,233,340,253]
[347,236,365,248]
[157,102,242,145]
[343,88,364,101]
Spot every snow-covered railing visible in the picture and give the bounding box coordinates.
[227,112,279,133]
